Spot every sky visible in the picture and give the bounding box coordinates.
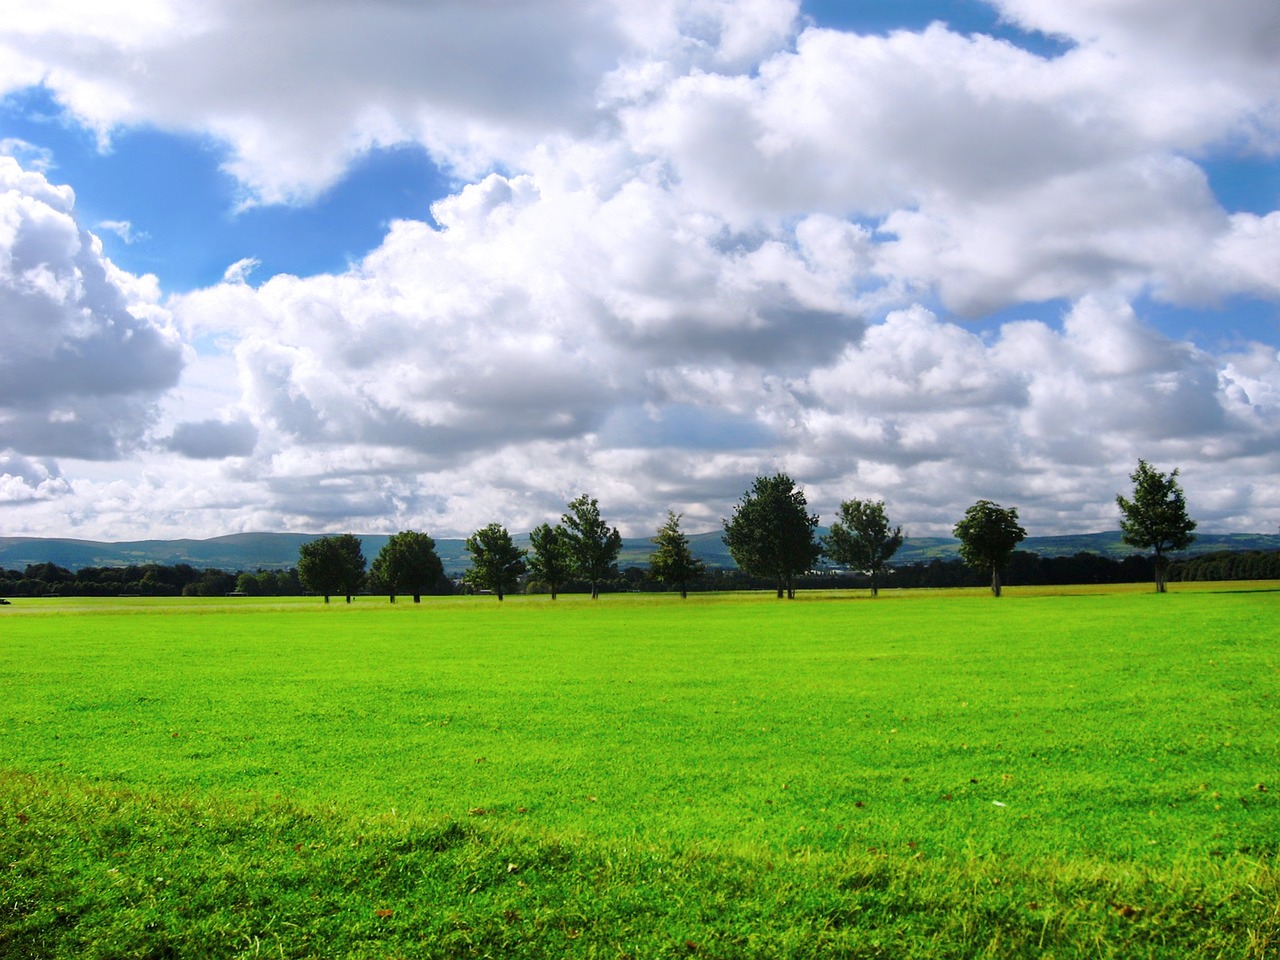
[1,0,1278,543]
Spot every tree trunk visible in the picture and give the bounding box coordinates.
[550,586,558,600]
[345,594,352,604]
[870,571,879,598]
[389,593,395,603]
[413,594,421,603]
[776,577,784,599]
[991,567,1002,598]
[323,595,330,604]
[591,583,600,600]
[497,587,505,601]
[680,588,688,599]
[1155,552,1168,593]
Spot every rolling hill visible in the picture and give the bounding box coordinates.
[2,530,1278,574]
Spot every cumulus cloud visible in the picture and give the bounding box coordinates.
[1,1,1279,539]
[0,453,70,503]
[0,157,184,459]
[164,417,258,459]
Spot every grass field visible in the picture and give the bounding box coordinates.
[2,584,1278,958]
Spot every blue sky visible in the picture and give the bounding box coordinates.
[1,0,1278,540]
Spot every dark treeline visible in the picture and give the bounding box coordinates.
[605,549,1269,593]
[3,548,1277,599]
[1169,550,1280,582]
[0,563,304,598]
[631,551,1161,593]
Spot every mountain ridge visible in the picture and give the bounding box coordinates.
[2,530,1278,573]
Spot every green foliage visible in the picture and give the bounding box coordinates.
[296,534,366,603]
[823,498,904,597]
[560,494,623,599]
[953,500,1027,596]
[526,523,572,599]
[462,523,526,600]
[1117,459,1198,593]
[722,473,821,598]
[369,530,444,603]
[647,511,707,598]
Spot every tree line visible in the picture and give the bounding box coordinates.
[10,542,1253,601]
[0,563,305,599]
[291,459,1201,602]
[0,460,1224,601]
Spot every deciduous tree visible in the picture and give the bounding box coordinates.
[297,534,366,604]
[463,523,526,601]
[953,500,1026,597]
[561,495,623,600]
[369,530,444,603]
[1116,459,1197,593]
[722,473,820,599]
[528,522,572,599]
[823,498,904,597]
[648,511,706,599]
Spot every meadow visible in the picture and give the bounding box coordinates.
[1,584,1277,958]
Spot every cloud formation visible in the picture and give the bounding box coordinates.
[0,157,184,462]
[0,0,1278,540]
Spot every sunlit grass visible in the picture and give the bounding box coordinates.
[2,584,1277,957]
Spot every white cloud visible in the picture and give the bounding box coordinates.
[97,219,145,244]
[0,157,184,459]
[0,453,70,503]
[221,256,260,285]
[0,137,53,172]
[1,2,1279,540]
[164,417,257,459]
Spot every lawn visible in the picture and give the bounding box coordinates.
[2,585,1277,957]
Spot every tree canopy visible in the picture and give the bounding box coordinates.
[1116,459,1197,593]
[722,473,820,599]
[823,498,904,597]
[463,523,527,601]
[561,495,623,600]
[527,522,573,599]
[953,500,1026,597]
[297,534,366,603]
[648,511,706,598]
[369,530,444,603]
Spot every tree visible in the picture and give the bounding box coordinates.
[823,498,904,597]
[953,500,1026,597]
[648,511,707,599]
[561,494,623,600]
[369,530,445,603]
[528,522,573,599]
[1116,459,1197,593]
[297,534,366,604]
[463,523,527,601]
[722,473,821,599]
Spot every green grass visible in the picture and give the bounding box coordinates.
[2,585,1278,957]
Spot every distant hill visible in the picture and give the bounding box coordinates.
[2,530,1277,574]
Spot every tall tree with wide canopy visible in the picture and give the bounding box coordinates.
[1116,459,1197,593]
[561,494,623,600]
[823,498,904,597]
[369,530,444,603]
[527,522,573,599]
[463,523,527,601]
[648,511,706,599]
[722,473,820,599]
[297,534,365,604]
[953,500,1026,597]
